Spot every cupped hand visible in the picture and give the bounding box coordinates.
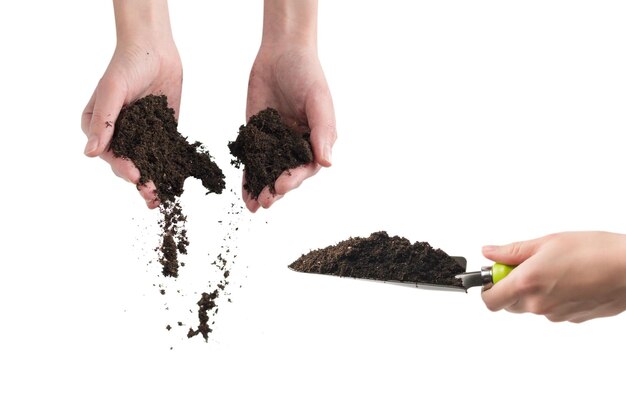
[481,232,626,323]
[81,40,182,209]
[244,45,337,212]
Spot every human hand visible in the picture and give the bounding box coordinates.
[243,0,337,212]
[481,232,626,323]
[81,0,181,209]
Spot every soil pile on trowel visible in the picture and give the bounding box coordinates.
[289,231,464,287]
[110,94,225,277]
[228,108,313,199]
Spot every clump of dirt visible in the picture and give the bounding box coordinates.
[228,108,313,199]
[110,94,225,277]
[187,290,219,341]
[289,231,464,287]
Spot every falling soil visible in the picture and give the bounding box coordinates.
[228,108,313,199]
[187,290,219,341]
[289,231,465,287]
[110,94,225,277]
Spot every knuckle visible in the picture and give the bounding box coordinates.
[97,75,124,94]
[110,166,123,179]
[545,232,560,240]
[90,109,104,120]
[81,113,91,135]
[514,270,544,296]
[526,297,549,315]
[509,241,526,258]
[90,110,113,130]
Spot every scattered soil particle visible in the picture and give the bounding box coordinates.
[187,290,219,342]
[166,325,172,331]
[228,108,313,199]
[289,231,464,287]
[181,194,243,342]
[160,289,165,295]
[110,94,225,277]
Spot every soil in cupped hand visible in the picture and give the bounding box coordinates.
[289,231,465,287]
[228,108,314,200]
[110,94,225,277]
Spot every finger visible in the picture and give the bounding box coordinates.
[481,268,525,312]
[245,198,261,213]
[103,152,160,209]
[482,237,544,266]
[568,310,598,324]
[138,181,159,208]
[569,302,626,323]
[101,151,140,183]
[137,181,161,209]
[274,163,320,195]
[305,87,337,167]
[85,76,127,157]
[542,301,589,322]
[257,186,285,209]
[568,316,592,324]
[503,299,527,314]
[81,90,96,136]
[242,180,260,213]
[546,313,572,323]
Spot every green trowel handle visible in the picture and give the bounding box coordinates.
[492,263,516,284]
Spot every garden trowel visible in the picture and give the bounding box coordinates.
[289,257,515,293]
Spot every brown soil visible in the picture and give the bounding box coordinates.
[187,290,219,342]
[228,108,313,199]
[289,231,464,287]
[184,195,243,342]
[110,95,225,277]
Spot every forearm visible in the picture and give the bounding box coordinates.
[113,0,173,44]
[262,0,318,49]
[610,233,626,279]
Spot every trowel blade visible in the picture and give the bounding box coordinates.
[288,256,469,293]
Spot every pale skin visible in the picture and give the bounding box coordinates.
[82,0,336,212]
[481,232,626,323]
[82,0,180,209]
[245,0,336,212]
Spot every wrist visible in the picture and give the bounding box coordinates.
[261,0,318,50]
[113,0,174,45]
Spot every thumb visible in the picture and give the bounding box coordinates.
[482,237,544,265]
[84,76,127,157]
[305,87,337,167]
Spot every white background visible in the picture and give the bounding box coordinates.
[2,1,626,417]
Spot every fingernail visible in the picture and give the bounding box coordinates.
[482,245,498,252]
[323,144,332,165]
[84,136,99,156]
